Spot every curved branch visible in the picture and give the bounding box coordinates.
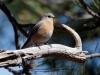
[62,24,82,50]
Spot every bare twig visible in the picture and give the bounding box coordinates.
[12,25,20,49]
[86,53,100,59]
[78,0,100,19]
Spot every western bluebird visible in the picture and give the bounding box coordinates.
[22,13,56,49]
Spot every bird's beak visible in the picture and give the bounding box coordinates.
[53,16,57,18]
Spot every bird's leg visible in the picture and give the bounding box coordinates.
[35,43,41,49]
[44,42,52,48]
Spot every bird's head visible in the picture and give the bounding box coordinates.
[41,13,56,21]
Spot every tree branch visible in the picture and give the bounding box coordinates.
[0,44,100,67]
[12,25,20,49]
[0,1,28,37]
[0,44,87,67]
[62,24,82,50]
[86,53,100,59]
[78,0,100,19]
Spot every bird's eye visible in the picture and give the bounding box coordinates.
[48,16,51,18]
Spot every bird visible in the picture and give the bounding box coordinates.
[22,13,56,49]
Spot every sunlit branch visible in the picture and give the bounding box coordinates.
[86,53,100,59]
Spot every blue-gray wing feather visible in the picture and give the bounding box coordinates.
[22,22,44,49]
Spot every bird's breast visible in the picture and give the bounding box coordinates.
[32,20,54,45]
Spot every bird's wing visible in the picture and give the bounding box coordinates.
[22,21,44,49]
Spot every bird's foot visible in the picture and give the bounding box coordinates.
[35,43,41,49]
[44,42,52,48]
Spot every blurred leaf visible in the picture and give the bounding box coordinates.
[92,0,100,11]
[72,0,83,8]
[68,18,100,40]
[68,18,95,29]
